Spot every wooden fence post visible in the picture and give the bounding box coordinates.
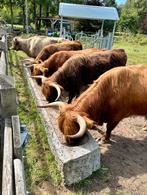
[0,29,26,194]
[0,74,17,117]
[12,115,22,160]
[14,159,26,195]
[0,29,8,74]
[2,118,13,195]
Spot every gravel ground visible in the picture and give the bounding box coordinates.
[34,116,147,195]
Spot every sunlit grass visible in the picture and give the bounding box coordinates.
[113,35,147,65]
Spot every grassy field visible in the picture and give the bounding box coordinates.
[8,34,147,194]
[113,35,147,65]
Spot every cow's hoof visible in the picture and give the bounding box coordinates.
[97,135,115,145]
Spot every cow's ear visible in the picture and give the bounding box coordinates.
[83,116,94,129]
[13,37,19,45]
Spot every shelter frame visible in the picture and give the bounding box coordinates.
[59,3,119,49]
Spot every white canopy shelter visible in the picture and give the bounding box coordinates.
[59,3,119,49]
[59,3,119,21]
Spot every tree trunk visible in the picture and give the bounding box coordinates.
[45,0,49,17]
[46,4,49,17]
[22,3,26,32]
[33,0,36,21]
[38,4,42,30]
[9,0,14,32]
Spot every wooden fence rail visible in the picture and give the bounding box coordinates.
[0,29,8,74]
[0,29,26,195]
[2,116,26,195]
[2,118,13,195]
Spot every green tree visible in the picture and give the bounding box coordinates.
[9,0,14,30]
[85,0,104,6]
[118,0,139,33]
[76,0,104,32]
[0,0,15,30]
[105,0,117,7]
[134,0,147,33]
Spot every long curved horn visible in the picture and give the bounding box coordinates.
[26,64,36,68]
[49,83,61,101]
[21,59,35,65]
[37,101,65,108]
[31,75,47,83]
[67,115,87,139]
[21,58,34,62]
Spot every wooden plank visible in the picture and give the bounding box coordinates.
[0,29,6,36]
[0,40,6,51]
[0,117,4,194]
[0,75,17,117]
[0,33,8,73]
[14,159,26,195]
[0,35,7,74]
[2,33,9,68]
[0,87,17,117]
[2,118,13,195]
[12,115,22,160]
[0,51,6,74]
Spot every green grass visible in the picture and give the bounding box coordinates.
[8,50,62,193]
[7,24,23,29]
[113,35,147,65]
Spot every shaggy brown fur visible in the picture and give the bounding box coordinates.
[41,48,127,103]
[32,48,103,77]
[58,65,147,144]
[33,40,82,64]
[11,36,66,58]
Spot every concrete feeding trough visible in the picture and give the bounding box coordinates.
[23,63,101,185]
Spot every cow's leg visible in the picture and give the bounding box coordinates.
[98,121,118,143]
[105,121,119,141]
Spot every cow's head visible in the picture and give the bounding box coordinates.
[11,37,20,50]
[42,81,63,102]
[34,66,48,76]
[30,65,48,84]
[32,64,48,78]
[38,102,94,145]
[59,108,94,144]
[31,75,63,101]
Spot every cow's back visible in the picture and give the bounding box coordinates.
[29,36,66,57]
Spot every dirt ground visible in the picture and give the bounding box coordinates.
[34,116,147,195]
